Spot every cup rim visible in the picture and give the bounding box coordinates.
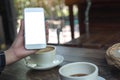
[35,45,56,54]
[59,62,98,78]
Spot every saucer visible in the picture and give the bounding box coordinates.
[98,76,105,80]
[25,55,64,70]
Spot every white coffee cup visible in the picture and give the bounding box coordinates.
[29,45,56,66]
[59,62,98,80]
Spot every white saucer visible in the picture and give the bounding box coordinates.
[98,76,105,80]
[25,55,64,70]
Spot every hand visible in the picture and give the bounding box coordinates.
[5,20,49,65]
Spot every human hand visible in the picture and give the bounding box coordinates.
[5,20,49,65]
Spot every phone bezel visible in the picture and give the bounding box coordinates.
[24,8,46,49]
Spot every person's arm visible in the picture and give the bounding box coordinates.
[0,22,49,73]
[0,21,37,73]
[0,21,48,73]
[4,21,38,65]
[0,21,34,74]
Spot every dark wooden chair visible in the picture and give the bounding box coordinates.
[65,0,120,49]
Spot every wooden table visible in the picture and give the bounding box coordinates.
[0,46,120,80]
[65,31,120,49]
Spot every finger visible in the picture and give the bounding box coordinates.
[45,22,49,35]
[45,22,49,42]
[18,19,24,36]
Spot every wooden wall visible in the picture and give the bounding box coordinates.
[89,1,120,32]
[0,0,17,46]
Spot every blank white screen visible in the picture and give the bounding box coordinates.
[24,11,46,45]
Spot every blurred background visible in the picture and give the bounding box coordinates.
[0,0,79,50]
[14,0,80,44]
[0,0,120,50]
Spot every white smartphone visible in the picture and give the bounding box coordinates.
[24,8,46,49]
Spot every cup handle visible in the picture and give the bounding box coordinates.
[24,56,30,65]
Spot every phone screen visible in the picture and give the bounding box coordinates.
[24,8,46,49]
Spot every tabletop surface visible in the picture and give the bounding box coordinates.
[0,46,120,80]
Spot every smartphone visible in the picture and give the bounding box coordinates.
[24,8,46,49]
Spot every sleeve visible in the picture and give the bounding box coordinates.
[0,51,6,74]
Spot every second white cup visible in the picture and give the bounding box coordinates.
[59,62,98,80]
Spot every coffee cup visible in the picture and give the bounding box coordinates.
[28,45,56,66]
[59,62,98,80]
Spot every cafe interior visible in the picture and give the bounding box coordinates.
[0,0,120,80]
